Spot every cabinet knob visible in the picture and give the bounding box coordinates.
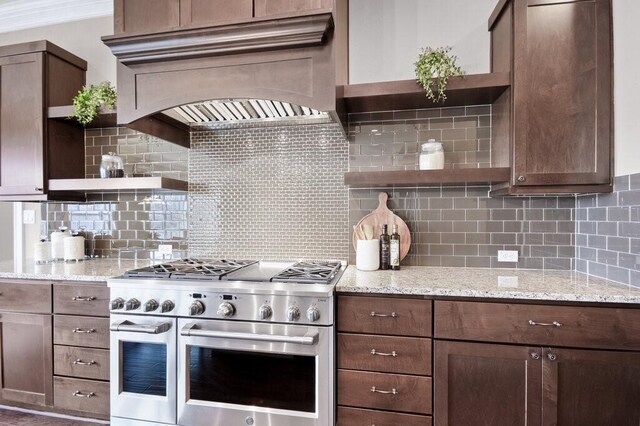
[530,352,541,360]
[517,176,526,182]
[547,353,558,361]
[35,187,43,192]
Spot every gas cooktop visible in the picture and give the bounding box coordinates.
[123,259,342,285]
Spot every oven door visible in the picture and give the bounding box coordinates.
[177,319,333,426]
[110,315,177,425]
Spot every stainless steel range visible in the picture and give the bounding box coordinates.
[108,259,344,426]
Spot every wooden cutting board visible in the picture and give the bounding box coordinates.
[352,192,411,260]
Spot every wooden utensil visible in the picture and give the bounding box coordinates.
[362,224,374,240]
[352,192,411,260]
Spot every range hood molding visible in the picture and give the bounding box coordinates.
[103,9,347,127]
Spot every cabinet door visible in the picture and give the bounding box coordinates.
[542,347,640,426]
[0,53,45,196]
[513,0,612,186]
[180,0,253,27]
[434,340,542,426]
[0,312,52,406]
[114,0,180,35]
[254,0,332,18]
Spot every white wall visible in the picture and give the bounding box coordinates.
[349,0,496,83]
[612,0,640,176]
[0,203,13,262]
[0,16,115,85]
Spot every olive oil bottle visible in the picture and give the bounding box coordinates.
[380,224,390,270]
[390,223,401,270]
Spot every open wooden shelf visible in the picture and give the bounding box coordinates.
[344,167,511,187]
[48,105,191,148]
[342,72,510,113]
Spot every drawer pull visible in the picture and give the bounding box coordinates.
[72,296,97,301]
[528,320,562,327]
[370,386,398,395]
[73,359,96,366]
[370,311,398,318]
[72,391,95,398]
[370,349,398,357]
[72,328,96,334]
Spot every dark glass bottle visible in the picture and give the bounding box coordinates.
[390,223,400,270]
[379,224,390,270]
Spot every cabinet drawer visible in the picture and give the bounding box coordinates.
[338,296,432,337]
[54,316,110,349]
[53,282,108,317]
[0,280,51,313]
[53,376,109,416]
[54,346,109,381]
[338,407,432,426]
[435,301,640,351]
[338,333,431,375]
[338,370,432,415]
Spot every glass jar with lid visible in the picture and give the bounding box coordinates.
[419,139,445,170]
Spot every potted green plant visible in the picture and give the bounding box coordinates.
[72,81,117,126]
[415,46,464,103]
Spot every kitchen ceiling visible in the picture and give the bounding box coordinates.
[0,0,112,33]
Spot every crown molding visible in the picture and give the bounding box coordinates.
[0,0,112,34]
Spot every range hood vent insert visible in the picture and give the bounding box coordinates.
[168,99,328,124]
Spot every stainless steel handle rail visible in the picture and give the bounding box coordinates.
[370,386,398,395]
[370,311,398,318]
[73,359,96,366]
[180,323,319,345]
[72,296,96,301]
[72,328,96,334]
[371,349,398,357]
[72,391,95,398]
[528,320,563,327]
[110,320,172,334]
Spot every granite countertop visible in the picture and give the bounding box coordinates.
[336,266,640,304]
[0,259,158,282]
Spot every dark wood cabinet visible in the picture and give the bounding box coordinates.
[254,0,332,18]
[337,295,433,425]
[490,0,613,194]
[0,41,86,201]
[434,301,640,426]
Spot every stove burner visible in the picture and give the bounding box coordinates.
[271,261,342,284]
[123,259,257,280]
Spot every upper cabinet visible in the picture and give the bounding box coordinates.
[113,0,331,36]
[490,0,613,195]
[0,41,86,201]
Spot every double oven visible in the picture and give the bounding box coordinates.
[108,260,341,426]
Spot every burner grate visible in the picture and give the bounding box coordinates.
[271,261,341,284]
[123,259,257,280]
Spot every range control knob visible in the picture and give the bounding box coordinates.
[110,297,125,310]
[143,299,159,312]
[258,304,272,320]
[125,298,140,311]
[189,300,205,316]
[161,300,175,313]
[307,306,321,322]
[286,306,301,322]
[217,302,235,318]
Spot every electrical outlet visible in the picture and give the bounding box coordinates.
[497,250,519,262]
[22,210,36,225]
[158,244,173,256]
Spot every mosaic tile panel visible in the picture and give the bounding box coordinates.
[44,127,189,259]
[576,173,640,286]
[350,186,576,270]
[188,122,349,261]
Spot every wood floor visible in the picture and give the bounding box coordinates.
[0,408,105,426]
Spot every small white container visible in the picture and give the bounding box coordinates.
[63,235,86,261]
[51,227,71,260]
[419,139,445,170]
[356,239,380,271]
[34,239,52,264]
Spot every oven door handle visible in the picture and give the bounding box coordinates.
[110,320,172,334]
[180,323,319,345]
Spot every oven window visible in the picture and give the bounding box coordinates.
[122,342,167,396]
[189,346,316,412]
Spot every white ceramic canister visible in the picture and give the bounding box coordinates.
[419,139,445,170]
[63,235,86,261]
[51,227,71,260]
[34,238,52,264]
[356,239,380,271]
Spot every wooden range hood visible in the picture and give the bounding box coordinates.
[102,1,349,139]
